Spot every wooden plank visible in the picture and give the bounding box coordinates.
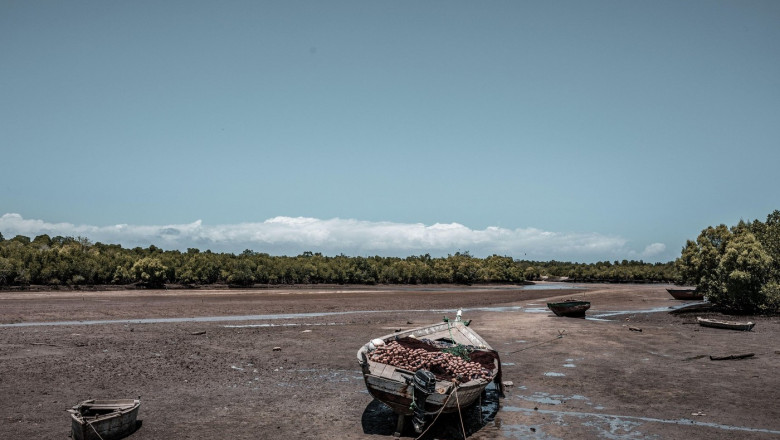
[368,361,384,377]
[380,364,397,379]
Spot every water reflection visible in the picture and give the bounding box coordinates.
[361,382,502,439]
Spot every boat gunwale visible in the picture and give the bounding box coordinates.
[357,320,492,365]
[69,399,141,424]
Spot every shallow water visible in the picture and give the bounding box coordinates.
[360,381,502,438]
[587,302,707,321]
[500,406,780,436]
[520,283,582,291]
[0,305,527,327]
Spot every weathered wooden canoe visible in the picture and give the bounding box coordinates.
[667,288,704,300]
[68,399,141,440]
[357,318,500,433]
[697,317,755,331]
[547,300,591,317]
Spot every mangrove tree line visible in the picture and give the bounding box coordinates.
[0,232,676,288]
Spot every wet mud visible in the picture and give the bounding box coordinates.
[0,283,778,439]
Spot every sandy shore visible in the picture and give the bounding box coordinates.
[1,283,778,439]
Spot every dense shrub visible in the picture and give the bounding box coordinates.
[677,210,780,314]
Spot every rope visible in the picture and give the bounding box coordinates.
[446,318,455,343]
[504,330,567,355]
[86,420,106,440]
[455,387,467,440]
[414,386,456,440]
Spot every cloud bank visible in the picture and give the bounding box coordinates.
[0,213,667,262]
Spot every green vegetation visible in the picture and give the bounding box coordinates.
[0,234,677,288]
[677,210,780,314]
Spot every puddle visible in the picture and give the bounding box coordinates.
[361,382,501,438]
[224,322,344,328]
[470,306,523,313]
[544,372,565,377]
[517,392,564,405]
[511,391,592,406]
[520,284,582,291]
[588,303,707,321]
[500,406,780,436]
[563,364,576,368]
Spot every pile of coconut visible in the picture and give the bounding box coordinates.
[368,337,496,382]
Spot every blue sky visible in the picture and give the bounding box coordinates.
[2,1,778,262]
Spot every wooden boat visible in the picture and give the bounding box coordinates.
[68,399,141,440]
[697,317,755,331]
[547,300,590,317]
[357,317,500,434]
[667,288,704,300]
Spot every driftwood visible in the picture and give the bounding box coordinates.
[628,327,642,332]
[190,331,206,335]
[709,353,754,361]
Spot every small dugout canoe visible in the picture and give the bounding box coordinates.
[697,317,755,331]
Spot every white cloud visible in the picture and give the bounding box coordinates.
[0,213,668,262]
[641,242,666,257]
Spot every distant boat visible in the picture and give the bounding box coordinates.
[697,317,755,331]
[667,288,704,300]
[68,399,141,440]
[547,300,591,318]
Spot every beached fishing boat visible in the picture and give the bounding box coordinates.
[357,314,501,434]
[697,317,755,331]
[68,399,141,440]
[547,300,591,317]
[667,288,704,300]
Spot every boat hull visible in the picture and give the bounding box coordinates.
[697,317,755,331]
[667,288,704,300]
[357,321,498,417]
[69,399,140,440]
[547,301,590,317]
[362,373,487,415]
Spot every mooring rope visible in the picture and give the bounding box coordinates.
[454,387,467,440]
[86,420,106,440]
[414,386,456,440]
[504,330,567,354]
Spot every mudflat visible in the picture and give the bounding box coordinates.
[1,283,778,439]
